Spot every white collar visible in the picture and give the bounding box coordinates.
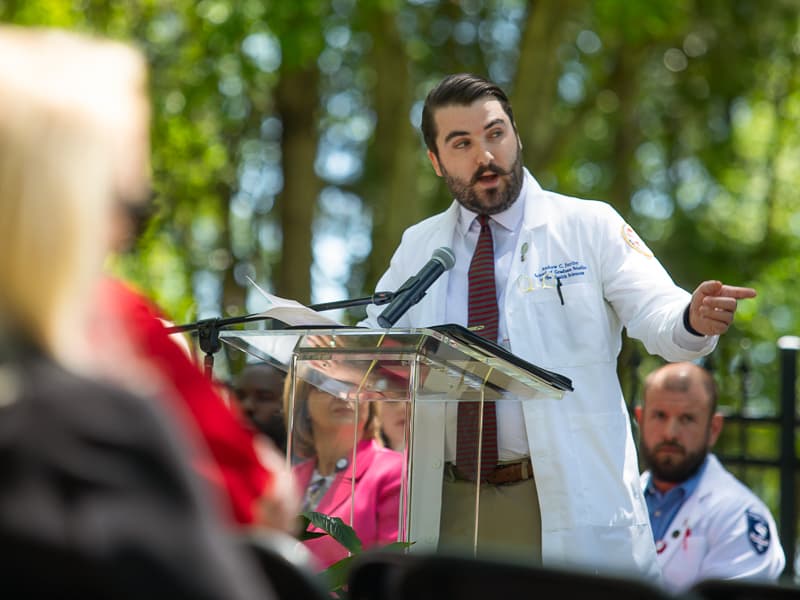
[456,169,530,235]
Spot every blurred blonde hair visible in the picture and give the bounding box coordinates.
[0,26,147,366]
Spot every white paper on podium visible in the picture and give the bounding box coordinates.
[247,277,342,327]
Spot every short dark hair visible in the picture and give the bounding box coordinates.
[421,73,516,156]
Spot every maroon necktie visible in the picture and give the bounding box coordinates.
[455,215,499,481]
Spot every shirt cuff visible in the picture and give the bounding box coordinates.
[683,304,703,336]
[672,305,711,351]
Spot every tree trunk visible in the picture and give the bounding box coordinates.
[360,6,422,291]
[607,49,640,216]
[512,0,582,171]
[274,66,321,304]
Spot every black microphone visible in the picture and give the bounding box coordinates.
[377,247,456,328]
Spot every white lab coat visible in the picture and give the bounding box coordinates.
[362,169,717,580]
[641,454,786,592]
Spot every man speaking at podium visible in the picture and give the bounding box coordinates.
[361,73,755,580]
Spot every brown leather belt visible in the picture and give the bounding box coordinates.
[450,458,534,486]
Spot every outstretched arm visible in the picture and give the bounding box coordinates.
[688,280,757,336]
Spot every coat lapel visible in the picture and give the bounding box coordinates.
[505,170,547,291]
[314,439,376,523]
[657,514,691,565]
[421,203,459,326]
[657,463,716,567]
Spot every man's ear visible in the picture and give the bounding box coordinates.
[708,412,724,447]
[634,405,643,425]
[427,149,443,177]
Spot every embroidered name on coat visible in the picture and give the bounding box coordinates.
[534,260,588,282]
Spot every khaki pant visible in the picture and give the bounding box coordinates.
[438,463,542,565]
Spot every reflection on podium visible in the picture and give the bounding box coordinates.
[220,325,572,563]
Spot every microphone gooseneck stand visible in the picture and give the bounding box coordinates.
[168,247,455,378]
[165,291,395,378]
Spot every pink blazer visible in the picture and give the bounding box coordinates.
[294,439,403,568]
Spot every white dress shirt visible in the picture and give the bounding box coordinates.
[443,178,530,461]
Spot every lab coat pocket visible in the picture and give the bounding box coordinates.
[515,281,612,368]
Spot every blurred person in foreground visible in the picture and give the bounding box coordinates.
[636,362,785,592]
[232,362,288,453]
[87,89,297,532]
[286,378,402,568]
[91,276,298,530]
[360,73,756,578]
[0,26,274,598]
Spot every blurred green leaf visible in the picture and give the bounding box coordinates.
[302,511,363,554]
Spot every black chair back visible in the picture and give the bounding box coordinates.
[690,578,800,600]
[388,554,678,600]
[242,532,330,600]
[347,550,419,600]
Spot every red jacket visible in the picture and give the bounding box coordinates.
[294,439,402,568]
[93,278,271,524]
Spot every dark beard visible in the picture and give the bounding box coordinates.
[641,441,709,484]
[440,146,524,215]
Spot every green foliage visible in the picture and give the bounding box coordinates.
[299,511,363,554]
[298,510,412,598]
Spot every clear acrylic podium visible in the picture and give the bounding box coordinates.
[220,325,573,557]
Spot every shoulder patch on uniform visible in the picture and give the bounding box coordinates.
[746,510,771,554]
[621,223,653,258]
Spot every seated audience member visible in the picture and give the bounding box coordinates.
[0,26,274,598]
[286,378,403,568]
[232,362,288,453]
[379,400,409,453]
[636,361,786,592]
